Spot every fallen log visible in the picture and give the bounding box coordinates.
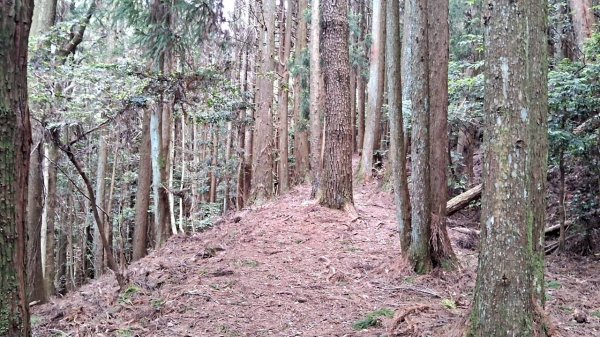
[446,184,482,216]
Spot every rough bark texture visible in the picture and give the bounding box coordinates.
[468,0,549,335]
[132,109,152,261]
[404,0,432,273]
[319,0,353,209]
[292,0,310,184]
[386,0,411,254]
[569,0,595,54]
[356,0,367,155]
[26,129,47,303]
[428,0,456,269]
[0,1,33,334]
[309,0,323,197]
[251,0,276,204]
[358,0,386,181]
[277,0,292,193]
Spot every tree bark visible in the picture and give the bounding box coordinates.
[386,0,411,254]
[30,0,57,38]
[251,0,276,204]
[0,1,34,334]
[468,0,549,334]
[26,129,47,303]
[93,130,108,277]
[292,0,310,184]
[428,0,456,269]
[358,0,386,181]
[404,0,432,273]
[319,0,354,210]
[309,0,324,198]
[445,183,482,216]
[277,0,293,193]
[132,109,152,261]
[44,141,58,296]
[569,0,595,55]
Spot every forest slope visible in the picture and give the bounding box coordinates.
[32,184,599,336]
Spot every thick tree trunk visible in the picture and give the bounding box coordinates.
[404,0,433,273]
[358,0,386,181]
[309,0,324,198]
[132,109,152,261]
[468,0,549,334]
[27,129,47,303]
[319,0,354,210]
[0,1,34,334]
[386,0,411,254]
[251,0,276,204]
[428,0,456,269]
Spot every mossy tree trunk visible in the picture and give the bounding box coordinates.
[0,0,34,335]
[468,0,549,335]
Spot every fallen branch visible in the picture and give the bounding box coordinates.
[446,184,482,216]
[383,285,441,298]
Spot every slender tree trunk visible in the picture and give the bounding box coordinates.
[387,0,411,254]
[0,2,34,334]
[27,129,47,303]
[278,0,293,193]
[132,109,152,261]
[179,114,187,232]
[293,0,310,184]
[349,69,356,153]
[30,0,57,38]
[404,0,433,273]
[358,0,386,182]
[468,0,548,334]
[356,1,367,155]
[44,142,58,295]
[210,128,218,203]
[309,0,324,198]
[428,0,456,269]
[93,130,108,277]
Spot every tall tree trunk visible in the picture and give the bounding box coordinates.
[309,0,324,198]
[468,0,549,334]
[251,0,276,204]
[278,0,293,193]
[319,0,354,211]
[356,0,367,155]
[387,0,411,254]
[404,0,433,273]
[349,69,356,152]
[428,0,456,269]
[209,128,219,203]
[30,0,57,38]
[93,130,108,277]
[0,1,34,334]
[569,0,595,55]
[132,109,152,261]
[293,0,310,184]
[358,0,386,182]
[44,141,58,295]
[27,129,47,303]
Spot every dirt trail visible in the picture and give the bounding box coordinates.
[33,183,600,336]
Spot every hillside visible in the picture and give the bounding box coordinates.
[32,183,600,337]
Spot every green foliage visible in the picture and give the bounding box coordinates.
[352,308,394,330]
[109,0,224,64]
[545,280,562,290]
[118,285,141,305]
[592,310,600,319]
[442,298,457,310]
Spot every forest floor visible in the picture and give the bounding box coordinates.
[32,182,600,337]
